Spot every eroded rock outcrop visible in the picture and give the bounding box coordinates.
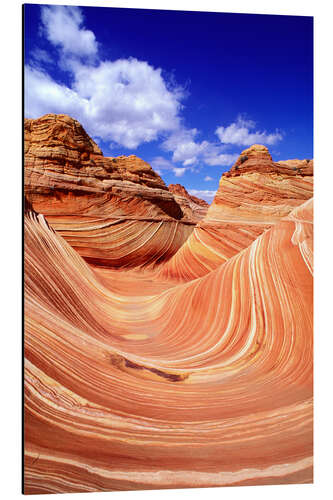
[168,183,209,222]
[159,145,313,281]
[24,117,313,494]
[24,196,313,493]
[168,183,209,207]
[24,114,198,267]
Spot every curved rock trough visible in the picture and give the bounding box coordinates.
[24,114,313,494]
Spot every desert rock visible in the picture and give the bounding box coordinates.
[168,183,209,222]
[24,114,200,268]
[159,145,313,281]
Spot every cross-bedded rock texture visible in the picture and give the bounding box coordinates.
[159,144,313,281]
[24,114,207,268]
[24,116,313,494]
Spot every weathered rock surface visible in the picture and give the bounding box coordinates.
[159,145,313,281]
[25,114,167,193]
[24,196,313,493]
[225,144,313,177]
[168,183,209,222]
[24,114,198,267]
[168,183,209,207]
[24,118,313,494]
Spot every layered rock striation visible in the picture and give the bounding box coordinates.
[24,116,313,493]
[24,196,313,493]
[158,145,313,281]
[24,114,198,267]
[168,183,209,222]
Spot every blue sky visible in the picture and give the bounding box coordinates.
[24,4,313,202]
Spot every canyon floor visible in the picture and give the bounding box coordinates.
[24,114,313,494]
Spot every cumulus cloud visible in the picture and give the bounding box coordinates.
[216,116,282,146]
[30,48,53,65]
[25,66,87,119]
[150,156,175,172]
[204,176,213,181]
[173,167,186,177]
[25,6,284,170]
[183,158,196,166]
[73,59,182,148]
[41,5,98,57]
[162,129,238,167]
[25,6,184,149]
[204,153,238,166]
[188,189,217,203]
[150,156,187,178]
[162,128,208,165]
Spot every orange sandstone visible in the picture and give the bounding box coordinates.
[24,197,313,493]
[158,144,313,281]
[24,117,313,494]
[24,114,199,268]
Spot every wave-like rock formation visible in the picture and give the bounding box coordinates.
[158,145,313,281]
[24,115,313,493]
[24,114,200,268]
[168,183,209,222]
[24,190,313,493]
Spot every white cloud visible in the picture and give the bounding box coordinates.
[183,158,196,166]
[188,189,217,203]
[150,157,187,178]
[41,6,98,57]
[26,6,281,173]
[216,116,282,146]
[162,128,239,168]
[25,6,184,150]
[173,167,186,177]
[162,128,208,165]
[163,116,283,168]
[204,176,213,181]
[151,156,176,171]
[25,66,87,120]
[31,48,53,65]
[72,59,182,148]
[204,153,238,166]
[25,58,183,149]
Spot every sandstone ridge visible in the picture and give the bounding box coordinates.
[225,144,313,178]
[24,114,205,268]
[158,144,313,281]
[168,184,209,208]
[24,114,185,220]
[25,114,167,192]
[168,183,209,222]
[24,117,313,492]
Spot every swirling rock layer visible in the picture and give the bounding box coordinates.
[159,145,313,281]
[168,183,209,222]
[24,114,201,268]
[24,118,313,493]
[24,194,313,493]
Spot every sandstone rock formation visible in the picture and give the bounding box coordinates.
[168,183,209,207]
[24,117,313,494]
[24,196,313,493]
[24,114,198,267]
[158,145,313,281]
[168,183,208,222]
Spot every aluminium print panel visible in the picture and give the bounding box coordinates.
[23,3,314,494]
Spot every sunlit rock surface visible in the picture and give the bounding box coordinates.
[24,114,199,268]
[168,183,209,222]
[24,118,313,494]
[158,145,313,281]
[24,195,313,493]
